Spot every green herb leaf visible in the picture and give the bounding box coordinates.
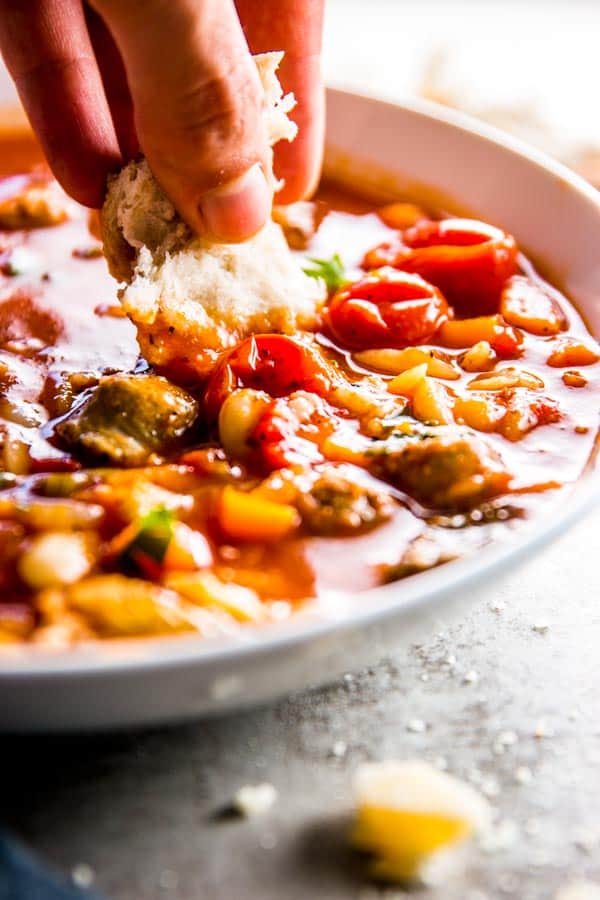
[303,254,346,292]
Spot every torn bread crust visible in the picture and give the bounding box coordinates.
[101,51,323,379]
[256,51,298,155]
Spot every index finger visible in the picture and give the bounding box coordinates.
[90,0,273,241]
[236,0,325,204]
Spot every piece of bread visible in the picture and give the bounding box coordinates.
[101,52,323,380]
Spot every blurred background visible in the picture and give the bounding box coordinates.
[323,0,600,184]
[0,1,599,183]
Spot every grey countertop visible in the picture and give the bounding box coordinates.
[4,506,600,899]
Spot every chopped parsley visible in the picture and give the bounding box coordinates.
[303,253,346,292]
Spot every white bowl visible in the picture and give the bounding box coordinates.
[2,89,600,732]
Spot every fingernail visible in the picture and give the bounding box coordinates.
[199,164,271,242]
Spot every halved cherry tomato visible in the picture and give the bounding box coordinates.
[326,268,449,350]
[203,335,334,423]
[363,218,518,317]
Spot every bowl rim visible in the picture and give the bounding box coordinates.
[326,87,600,208]
[2,90,600,678]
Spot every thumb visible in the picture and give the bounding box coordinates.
[90,0,272,241]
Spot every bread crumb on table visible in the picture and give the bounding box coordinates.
[233,782,278,817]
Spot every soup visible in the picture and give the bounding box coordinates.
[0,133,598,646]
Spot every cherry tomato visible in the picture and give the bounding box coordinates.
[203,335,334,423]
[326,268,449,350]
[363,218,518,317]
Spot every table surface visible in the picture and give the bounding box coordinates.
[3,1,600,898]
[4,506,600,899]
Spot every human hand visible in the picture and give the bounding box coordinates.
[0,0,325,241]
